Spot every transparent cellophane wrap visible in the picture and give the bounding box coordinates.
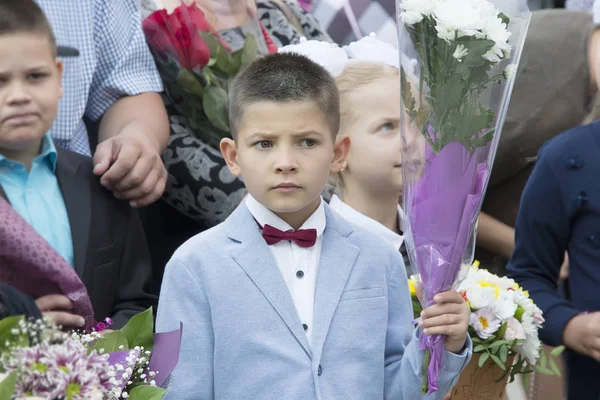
[397,0,531,393]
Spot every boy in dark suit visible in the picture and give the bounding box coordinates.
[507,120,600,399]
[0,0,156,329]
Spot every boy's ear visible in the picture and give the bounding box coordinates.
[220,138,242,177]
[56,59,64,98]
[331,135,351,174]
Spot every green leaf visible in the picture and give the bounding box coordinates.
[548,355,561,377]
[176,69,204,97]
[203,85,230,132]
[0,372,17,400]
[499,345,508,363]
[490,354,506,371]
[514,305,525,322]
[0,316,28,352]
[240,33,258,67]
[92,330,129,353]
[551,346,566,356]
[540,349,547,369]
[473,344,488,353]
[478,352,490,368]
[128,385,167,400]
[498,13,510,26]
[401,67,417,119]
[120,308,155,352]
[461,38,495,68]
[531,364,553,375]
[489,340,507,351]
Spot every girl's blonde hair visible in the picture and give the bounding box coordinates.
[336,61,400,133]
[330,61,400,193]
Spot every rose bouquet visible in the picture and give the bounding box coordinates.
[0,308,181,400]
[397,0,531,393]
[142,2,275,149]
[409,263,563,397]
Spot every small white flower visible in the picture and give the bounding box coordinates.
[470,307,502,339]
[504,317,526,341]
[452,44,468,61]
[150,380,156,386]
[503,64,516,80]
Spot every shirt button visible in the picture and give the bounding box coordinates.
[302,324,308,331]
[296,270,304,279]
[317,365,323,376]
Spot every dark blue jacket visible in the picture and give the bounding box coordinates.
[507,121,600,399]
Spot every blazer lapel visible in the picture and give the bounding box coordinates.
[226,204,312,358]
[55,148,91,277]
[311,206,360,361]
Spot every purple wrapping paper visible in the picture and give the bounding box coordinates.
[148,323,183,388]
[0,196,96,330]
[408,140,488,393]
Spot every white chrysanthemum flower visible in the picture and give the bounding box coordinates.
[452,44,468,61]
[496,292,518,320]
[464,284,496,309]
[400,0,438,24]
[504,317,526,341]
[519,334,541,365]
[503,64,516,80]
[433,0,487,41]
[278,37,348,77]
[470,307,502,339]
[482,16,512,63]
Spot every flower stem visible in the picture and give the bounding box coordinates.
[422,348,431,394]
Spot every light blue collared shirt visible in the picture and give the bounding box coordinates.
[0,135,74,266]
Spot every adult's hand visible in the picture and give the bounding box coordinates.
[93,121,168,208]
[35,294,85,328]
[563,312,600,361]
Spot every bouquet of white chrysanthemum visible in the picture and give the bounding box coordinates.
[409,262,564,386]
[398,0,531,394]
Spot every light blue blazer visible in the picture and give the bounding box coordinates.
[156,203,471,399]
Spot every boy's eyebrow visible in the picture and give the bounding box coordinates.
[245,131,325,141]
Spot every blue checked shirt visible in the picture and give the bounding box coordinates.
[36,0,163,156]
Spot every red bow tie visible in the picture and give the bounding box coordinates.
[261,224,317,248]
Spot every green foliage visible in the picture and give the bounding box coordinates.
[128,385,168,400]
[401,19,511,154]
[120,307,155,352]
[0,372,16,400]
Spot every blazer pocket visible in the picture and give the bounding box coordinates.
[91,244,116,267]
[340,287,384,302]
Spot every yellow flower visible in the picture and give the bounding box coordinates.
[472,260,480,269]
[408,279,417,297]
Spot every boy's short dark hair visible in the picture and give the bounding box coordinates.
[229,52,340,138]
[0,0,57,56]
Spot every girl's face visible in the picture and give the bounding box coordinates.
[341,75,423,197]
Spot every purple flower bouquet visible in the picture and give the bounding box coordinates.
[397,0,531,393]
[0,308,182,399]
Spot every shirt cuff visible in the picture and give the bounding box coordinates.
[543,305,581,347]
[412,329,473,375]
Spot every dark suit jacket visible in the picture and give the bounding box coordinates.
[1,147,157,329]
[507,121,600,399]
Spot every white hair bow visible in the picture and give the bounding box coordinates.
[279,33,418,78]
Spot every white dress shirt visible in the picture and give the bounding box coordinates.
[245,195,325,347]
[329,194,405,251]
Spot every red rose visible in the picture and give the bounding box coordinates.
[143,3,213,70]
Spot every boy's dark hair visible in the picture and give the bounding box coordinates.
[0,0,57,56]
[229,52,340,138]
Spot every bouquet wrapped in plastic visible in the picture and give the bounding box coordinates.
[397,0,531,393]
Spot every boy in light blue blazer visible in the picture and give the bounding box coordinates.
[156,52,472,399]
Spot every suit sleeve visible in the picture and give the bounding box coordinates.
[384,251,471,399]
[156,257,214,400]
[110,207,158,328]
[506,155,578,347]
